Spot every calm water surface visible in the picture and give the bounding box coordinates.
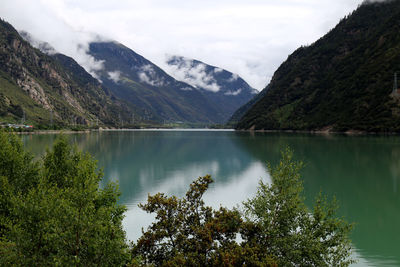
[22,130,400,267]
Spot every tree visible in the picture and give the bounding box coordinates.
[243,147,355,266]
[0,130,39,192]
[0,133,130,266]
[131,175,277,267]
[0,131,40,241]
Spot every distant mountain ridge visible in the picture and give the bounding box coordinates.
[88,41,223,123]
[237,0,400,132]
[1,18,258,126]
[0,19,135,127]
[166,55,258,122]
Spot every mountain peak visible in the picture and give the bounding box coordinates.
[165,55,257,96]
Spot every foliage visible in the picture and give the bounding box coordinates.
[243,148,354,266]
[0,131,129,266]
[237,1,400,132]
[0,130,39,192]
[131,175,257,266]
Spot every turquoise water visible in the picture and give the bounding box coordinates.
[22,130,400,266]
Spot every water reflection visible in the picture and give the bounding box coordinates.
[233,132,400,266]
[21,131,400,266]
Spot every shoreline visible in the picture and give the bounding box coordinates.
[13,128,235,134]
[8,127,400,136]
[236,128,400,136]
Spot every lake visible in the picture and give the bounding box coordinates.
[22,130,400,267]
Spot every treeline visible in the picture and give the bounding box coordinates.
[0,131,354,266]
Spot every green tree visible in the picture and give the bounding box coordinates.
[243,147,354,266]
[131,175,275,267]
[0,130,39,192]
[0,133,130,266]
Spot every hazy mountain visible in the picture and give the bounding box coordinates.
[88,41,225,124]
[237,1,400,132]
[0,19,135,127]
[166,55,258,122]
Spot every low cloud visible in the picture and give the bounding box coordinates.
[138,64,166,87]
[164,56,221,93]
[224,89,242,96]
[107,70,122,83]
[0,1,106,81]
[227,73,239,83]
[20,31,58,55]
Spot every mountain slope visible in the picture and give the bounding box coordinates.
[237,1,400,132]
[229,85,269,124]
[165,56,257,122]
[0,19,134,127]
[88,42,224,123]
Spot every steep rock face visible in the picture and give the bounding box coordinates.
[237,1,400,132]
[166,56,258,122]
[0,19,134,126]
[88,41,225,124]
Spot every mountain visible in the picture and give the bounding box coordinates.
[165,56,258,122]
[0,19,135,127]
[237,0,400,132]
[88,41,225,124]
[228,85,269,124]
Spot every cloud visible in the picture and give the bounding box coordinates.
[227,73,239,83]
[164,56,221,92]
[107,70,122,83]
[0,0,106,80]
[19,30,58,55]
[224,88,242,96]
[138,64,165,87]
[0,0,365,90]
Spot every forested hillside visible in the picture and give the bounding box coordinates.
[237,1,400,132]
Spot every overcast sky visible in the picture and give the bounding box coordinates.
[0,0,365,90]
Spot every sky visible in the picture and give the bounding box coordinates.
[0,0,366,90]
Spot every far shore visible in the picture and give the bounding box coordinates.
[12,127,235,134]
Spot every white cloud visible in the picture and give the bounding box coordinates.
[107,70,121,83]
[227,73,239,83]
[214,67,223,73]
[224,89,242,96]
[20,31,58,55]
[0,0,365,90]
[138,64,165,87]
[164,57,221,92]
